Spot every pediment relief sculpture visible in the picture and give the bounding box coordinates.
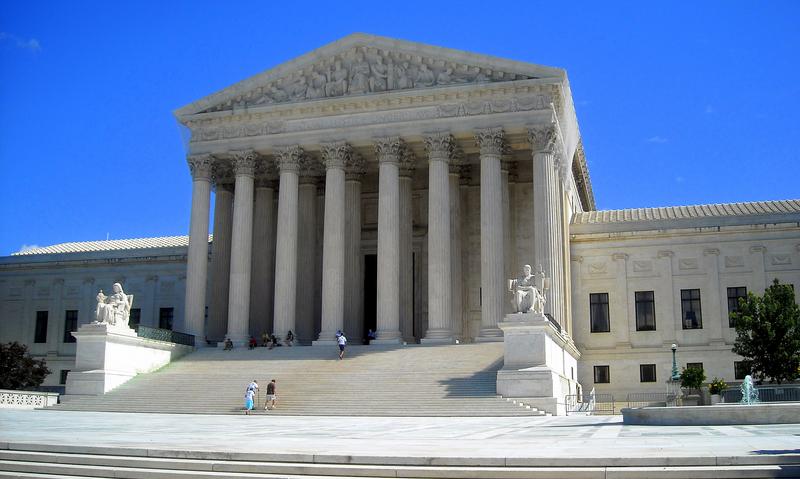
[199,46,539,114]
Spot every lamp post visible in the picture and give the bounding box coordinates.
[671,343,680,380]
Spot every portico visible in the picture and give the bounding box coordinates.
[177,34,593,346]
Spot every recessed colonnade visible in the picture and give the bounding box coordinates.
[183,124,567,346]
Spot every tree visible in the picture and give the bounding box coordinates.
[680,366,706,395]
[732,279,800,384]
[0,342,51,390]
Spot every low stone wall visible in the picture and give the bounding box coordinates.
[0,390,59,409]
[622,403,800,425]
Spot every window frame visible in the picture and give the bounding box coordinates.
[639,364,657,383]
[63,310,78,343]
[634,290,656,331]
[680,289,703,329]
[734,361,750,380]
[727,286,747,328]
[158,307,174,330]
[589,293,610,333]
[34,311,48,343]
[593,365,610,384]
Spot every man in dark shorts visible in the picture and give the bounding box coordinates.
[264,379,277,410]
[337,332,347,359]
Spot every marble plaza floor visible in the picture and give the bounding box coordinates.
[1,409,799,466]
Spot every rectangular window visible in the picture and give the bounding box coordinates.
[159,307,174,330]
[734,361,750,380]
[635,291,656,331]
[686,362,703,371]
[589,293,610,333]
[63,310,78,343]
[680,289,703,329]
[60,370,70,385]
[34,311,48,343]
[727,287,747,327]
[593,365,610,384]
[640,364,657,383]
[129,308,141,328]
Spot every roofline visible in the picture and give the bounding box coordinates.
[173,32,566,119]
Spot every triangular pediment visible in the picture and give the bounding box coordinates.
[175,33,564,118]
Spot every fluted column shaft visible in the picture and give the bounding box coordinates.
[530,125,559,319]
[476,129,505,339]
[249,178,276,337]
[423,134,454,343]
[273,146,302,338]
[296,177,318,343]
[184,155,213,343]
[399,169,414,341]
[317,143,349,343]
[374,137,403,343]
[226,151,257,344]
[344,168,364,341]
[449,166,464,339]
[208,182,233,342]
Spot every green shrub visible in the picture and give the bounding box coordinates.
[0,342,51,390]
[680,367,706,395]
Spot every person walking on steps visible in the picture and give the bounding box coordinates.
[264,379,277,410]
[244,381,257,414]
[337,332,347,360]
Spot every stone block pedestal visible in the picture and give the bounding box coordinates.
[496,313,581,416]
[64,323,193,400]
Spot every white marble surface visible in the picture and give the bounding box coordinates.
[1,410,799,464]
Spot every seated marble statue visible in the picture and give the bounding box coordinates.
[508,264,547,315]
[95,282,133,327]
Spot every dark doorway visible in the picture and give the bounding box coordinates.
[363,254,377,339]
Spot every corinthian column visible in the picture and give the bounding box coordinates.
[529,124,560,320]
[373,137,403,343]
[475,128,505,340]
[208,165,233,343]
[183,154,213,344]
[273,146,303,338]
[399,153,415,342]
[249,164,277,338]
[226,150,257,345]
[316,142,350,344]
[422,133,454,343]
[344,154,365,341]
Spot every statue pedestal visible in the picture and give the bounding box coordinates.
[496,313,581,416]
[63,323,193,401]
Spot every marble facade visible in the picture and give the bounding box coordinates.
[176,34,589,347]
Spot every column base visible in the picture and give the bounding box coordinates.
[421,329,455,344]
[475,327,504,342]
[311,339,339,346]
[371,338,403,345]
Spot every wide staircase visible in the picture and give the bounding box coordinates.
[53,342,543,416]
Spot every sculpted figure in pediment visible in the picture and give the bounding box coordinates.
[325,60,348,97]
[306,68,327,100]
[394,61,413,89]
[286,75,308,100]
[416,63,435,87]
[369,55,389,92]
[349,51,371,94]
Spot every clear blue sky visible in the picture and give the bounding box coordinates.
[1,1,798,256]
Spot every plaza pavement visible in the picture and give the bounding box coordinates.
[1,409,799,466]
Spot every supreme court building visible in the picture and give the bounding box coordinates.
[2,34,799,397]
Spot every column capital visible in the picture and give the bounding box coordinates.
[345,154,366,181]
[398,150,416,178]
[321,141,353,170]
[254,160,278,188]
[527,123,558,153]
[474,127,505,156]
[211,161,234,190]
[374,136,405,165]
[275,145,305,173]
[230,150,258,177]
[187,154,214,181]
[299,155,323,184]
[458,165,472,186]
[424,132,455,164]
